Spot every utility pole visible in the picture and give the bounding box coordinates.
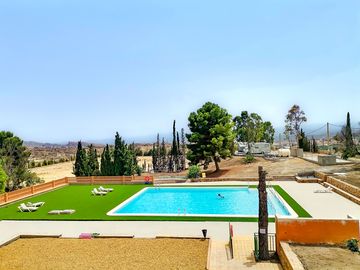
[327,122,330,154]
[279,133,282,148]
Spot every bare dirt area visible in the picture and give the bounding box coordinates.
[327,163,360,188]
[0,238,209,270]
[30,161,74,182]
[201,156,354,178]
[291,244,360,270]
[31,156,357,182]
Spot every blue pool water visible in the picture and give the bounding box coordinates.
[108,187,292,217]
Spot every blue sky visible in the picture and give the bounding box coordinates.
[0,0,359,143]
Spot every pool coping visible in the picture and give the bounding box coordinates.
[106,186,298,218]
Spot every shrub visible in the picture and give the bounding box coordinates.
[42,160,48,166]
[188,165,201,179]
[346,238,359,253]
[136,165,142,176]
[0,164,7,193]
[243,154,256,164]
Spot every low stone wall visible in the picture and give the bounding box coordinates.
[314,171,327,181]
[197,176,296,182]
[295,176,322,184]
[278,242,304,270]
[318,155,337,166]
[314,171,360,204]
[326,176,360,198]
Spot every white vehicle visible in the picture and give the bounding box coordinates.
[236,142,271,155]
[249,142,271,155]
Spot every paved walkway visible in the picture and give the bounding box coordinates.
[208,236,282,270]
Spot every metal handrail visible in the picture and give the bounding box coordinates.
[253,233,276,260]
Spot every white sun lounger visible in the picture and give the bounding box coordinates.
[18,203,38,212]
[48,209,76,215]
[26,202,45,207]
[99,186,114,192]
[314,187,332,193]
[92,188,107,196]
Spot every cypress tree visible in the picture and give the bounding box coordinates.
[152,143,157,172]
[160,138,167,171]
[312,137,318,153]
[180,128,186,170]
[176,131,181,170]
[100,144,113,176]
[87,144,99,176]
[298,129,305,149]
[94,149,99,174]
[100,146,106,175]
[73,141,88,176]
[168,120,180,172]
[114,132,127,175]
[152,134,161,172]
[343,112,358,159]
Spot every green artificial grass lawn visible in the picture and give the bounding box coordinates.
[0,184,311,221]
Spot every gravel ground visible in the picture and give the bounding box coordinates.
[291,244,360,270]
[0,238,209,270]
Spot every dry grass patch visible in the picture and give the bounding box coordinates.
[291,244,360,270]
[0,238,208,270]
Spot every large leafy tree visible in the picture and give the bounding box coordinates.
[0,161,7,193]
[0,131,40,190]
[233,111,275,144]
[186,102,235,172]
[285,105,307,144]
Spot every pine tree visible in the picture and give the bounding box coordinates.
[343,112,358,159]
[73,141,88,176]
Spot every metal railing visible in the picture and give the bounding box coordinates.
[254,233,276,260]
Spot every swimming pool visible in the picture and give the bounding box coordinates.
[107,187,296,217]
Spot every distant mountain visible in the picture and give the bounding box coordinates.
[24,141,105,148]
[273,122,345,142]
